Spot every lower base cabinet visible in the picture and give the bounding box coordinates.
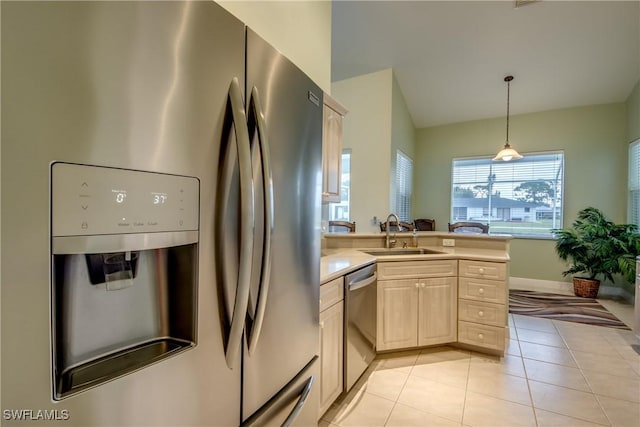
[319,277,344,418]
[376,261,457,351]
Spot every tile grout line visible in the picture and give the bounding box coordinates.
[459,349,472,427]
[516,323,540,427]
[381,355,414,427]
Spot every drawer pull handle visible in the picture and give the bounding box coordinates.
[478,288,485,294]
[478,333,484,340]
[478,311,484,317]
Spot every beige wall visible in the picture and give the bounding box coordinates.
[332,69,416,232]
[332,69,393,232]
[217,0,332,92]
[390,74,416,215]
[628,79,640,143]
[415,103,627,282]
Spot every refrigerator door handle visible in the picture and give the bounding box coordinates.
[282,375,314,427]
[222,77,255,370]
[246,86,274,354]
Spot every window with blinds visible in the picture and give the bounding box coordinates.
[395,150,413,222]
[451,151,564,237]
[628,139,640,227]
[328,150,351,221]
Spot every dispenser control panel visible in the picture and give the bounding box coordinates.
[51,162,199,236]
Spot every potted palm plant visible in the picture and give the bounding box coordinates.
[553,207,640,298]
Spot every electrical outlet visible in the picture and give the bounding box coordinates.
[442,239,455,247]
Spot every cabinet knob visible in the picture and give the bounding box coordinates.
[320,321,325,329]
[478,268,485,274]
[478,288,485,294]
[478,311,484,317]
[415,283,420,288]
[478,333,484,340]
[421,283,426,288]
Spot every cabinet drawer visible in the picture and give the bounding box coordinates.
[459,260,506,281]
[458,300,506,327]
[320,276,343,312]
[377,260,457,280]
[458,277,506,304]
[458,321,505,351]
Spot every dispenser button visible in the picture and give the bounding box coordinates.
[81,221,88,230]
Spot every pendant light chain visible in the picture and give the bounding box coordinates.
[506,78,510,143]
[505,75,513,145]
[493,74,522,161]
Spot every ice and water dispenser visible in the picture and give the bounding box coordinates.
[50,163,199,399]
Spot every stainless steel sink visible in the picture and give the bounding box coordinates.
[362,248,445,256]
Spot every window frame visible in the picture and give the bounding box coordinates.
[450,150,565,239]
[628,138,640,227]
[328,149,351,222]
[395,149,413,222]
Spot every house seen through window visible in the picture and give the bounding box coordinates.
[451,152,564,237]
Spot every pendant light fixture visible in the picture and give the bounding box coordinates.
[493,75,523,161]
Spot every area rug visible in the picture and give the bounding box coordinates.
[509,290,630,330]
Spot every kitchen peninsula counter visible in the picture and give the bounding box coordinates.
[320,231,511,283]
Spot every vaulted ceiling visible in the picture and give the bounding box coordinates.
[331,1,640,128]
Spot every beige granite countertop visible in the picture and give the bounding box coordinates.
[320,245,510,284]
[320,250,376,284]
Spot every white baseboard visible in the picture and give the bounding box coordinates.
[509,276,634,303]
[509,277,573,295]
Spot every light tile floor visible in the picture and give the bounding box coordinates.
[320,310,640,427]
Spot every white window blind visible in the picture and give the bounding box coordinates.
[329,150,351,221]
[451,152,564,237]
[628,139,640,227]
[395,150,413,222]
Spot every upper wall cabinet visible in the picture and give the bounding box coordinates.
[322,94,347,203]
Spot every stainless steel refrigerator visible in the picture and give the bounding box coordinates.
[1,1,321,426]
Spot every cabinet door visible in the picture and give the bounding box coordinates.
[418,277,457,346]
[377,279,418,351]
[319,302,343,417]
[321,103,343,203]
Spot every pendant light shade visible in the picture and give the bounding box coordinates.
[493,75,523,161]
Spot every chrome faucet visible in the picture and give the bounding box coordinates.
[385,213,400,248]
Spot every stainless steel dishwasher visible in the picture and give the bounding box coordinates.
[344,263,377,392]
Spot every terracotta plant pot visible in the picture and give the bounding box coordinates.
[573,277,600,298]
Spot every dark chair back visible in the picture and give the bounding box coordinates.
[380,221,415,232]
[328,220,356,233]
[448,222,489,234]
[414,218,436,231]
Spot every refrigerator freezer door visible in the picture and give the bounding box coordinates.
[242,29,323,422]
[2,2,244,425]
[241,357,319,427]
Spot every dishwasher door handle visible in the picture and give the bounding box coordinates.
[348,272,377,292]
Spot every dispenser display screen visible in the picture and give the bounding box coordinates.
[113,189,127,204]
[51,163,199,237]
[152,192,168,205]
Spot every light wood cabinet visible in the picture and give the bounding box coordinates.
[322,95,347,204]
[377,261,457,351]
[418,277,457,346]
[457,260,508,353]
[377,279,418,350]
[319,276,344,418]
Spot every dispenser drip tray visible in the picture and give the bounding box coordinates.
[57,338,192,399]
